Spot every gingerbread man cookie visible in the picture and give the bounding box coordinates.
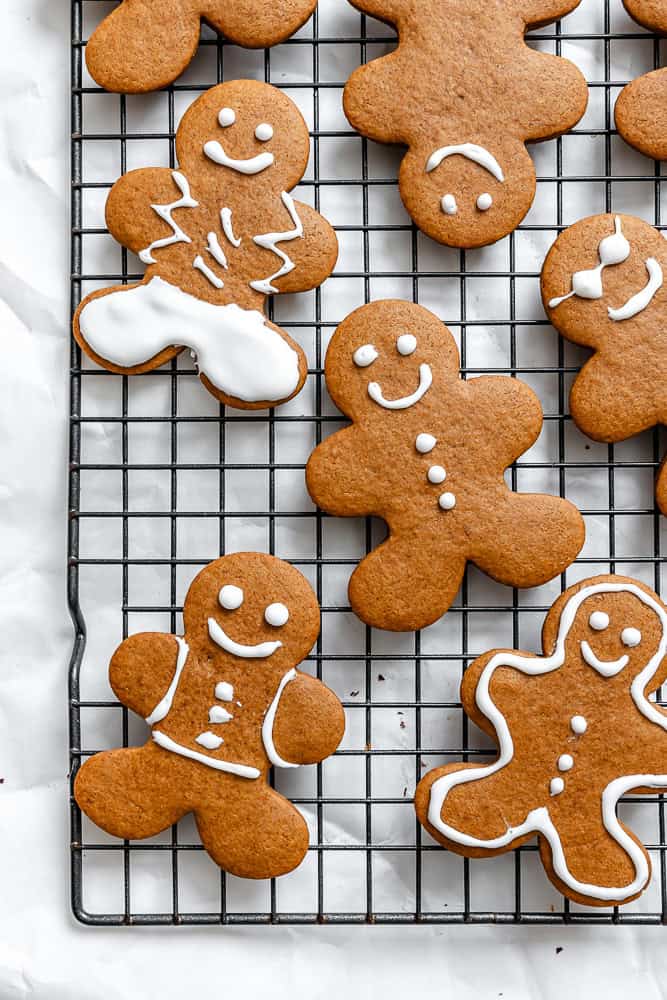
[86,0,318,93]
[415,575,667,907]
[342,0,588,248]
[615,1,667,160]
[541,213,667,513]
[73,80,338,410]
[74,553,345,879]
[305,300,585,632]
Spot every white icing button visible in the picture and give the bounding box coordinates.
[589,611,609,631]
[354,344,378,368]
[621,627,641,648]
[428,465,447,485]
[397,333,417,356]
[550,777,564,796]
[416,433,437,454]
[477,193,493,211]
[570,715,587,735]
[219,584,244,610]
[558,754,574,772]
[439,492,456,511]
[209,705,233,724]
[265,602,289,627]
[441,194,457,215]
[215,681,234,702]
[195,731,224,750]
[255,122,274,142]
[218,107,236,127]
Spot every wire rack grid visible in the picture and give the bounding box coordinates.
[69,0,667,925]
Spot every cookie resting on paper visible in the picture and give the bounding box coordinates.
[86,0,318,93]
[74,553,345,880]
[73,80,338,410]
[416,575,667,907]
[615,1,667,160]
[305,300,585,632]
[541,213,667,513]
[342,0,588,248]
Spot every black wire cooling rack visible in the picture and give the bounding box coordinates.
[69,0,667,924]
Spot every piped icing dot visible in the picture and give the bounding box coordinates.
[397,333,417,356]
[477,193,493,211]
[439,492,456,511]
[550,777,564,796]
[196,731,224,750]
[354,344,378,368]
[218,107,236,127]
[570,715,587,735]
[219,584,244,610]
[558,753,574,772]
[441,194,458,215]
[255,122,274,142]
[265,602,289,627]
[209,705,233,724]
[428,465,447,485]
[621,627,641,647]
[416,433,437,454]
[589,610,609,631]
[215,681,234,702]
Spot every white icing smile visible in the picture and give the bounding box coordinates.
[580,639,629,677]
[608,257,663,321]
[203,140,275,175]
[208,616,282,659]
[368,364,433,410]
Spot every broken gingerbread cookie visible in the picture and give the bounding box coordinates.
[305,299,585,632]
[74,552,345,880]
[615,0,667,160]
[73,79,338,410]
[342,0,588,248]
[86,0,318,93]
[415,574,667,907]
[541,212,667,512]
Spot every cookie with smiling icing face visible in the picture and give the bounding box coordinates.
[415,575,667,907]
[541,213,667,512]
[342,0,588,249]
[86,0,318,93]
[73,80,338,410]
[305,300,585,632]
[74,553,345,879]
[615,1,667,160]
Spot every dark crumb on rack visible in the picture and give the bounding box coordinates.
[378,674,385,682]
[350,690,360,697]
[400,720,406,729]
[556,947,563,955]
[403,787,407,797]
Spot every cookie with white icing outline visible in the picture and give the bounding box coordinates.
[74,552,345,879]
[541,213,667,513]
[73,80,338,410]
[415,574,667,907]
[305,300,585,632]
[342,0,588,249]
[615,1,667,160]
[86,0,318,93]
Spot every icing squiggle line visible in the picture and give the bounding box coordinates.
[208,616,282,659]
[152,730,260,779]
[193,254,224,289]
[368,363,433,410]
[139,171,198,265]
[262,668,299,769]
[206,231,229,270]
[427,581,667,903]
[608,258,663,322]
[426,143,505,183]
[249,192,304,295]
[221,207,241,248]
[204,140,274,175]
[145,637,190,725]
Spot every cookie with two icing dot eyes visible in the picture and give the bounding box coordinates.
[305,300,585,632]
[615,0,667,160]
[86,0,318,93]
[74,553,345,880]
[73,81,338,410]
[342,0,588,249]
[541,213,667,513]
[415,575,667,907]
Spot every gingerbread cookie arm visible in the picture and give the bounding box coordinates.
[264,202,339,296]
[86,0,201,94]
[306,428,380,517]
[514,48,589,140]
[109,633,185,721]
[623,0,667,34]
[105,168,199,260]
[468,376,543,467]
[570,354,663,443]
[201,0,317,48]
[615,71,667,161]
[514,0,582,27]
[271,673,345,765]
[657,458,667,516]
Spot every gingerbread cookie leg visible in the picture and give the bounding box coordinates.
[194,780,309,879]
[202,0,317,49]
[570,354,662,443]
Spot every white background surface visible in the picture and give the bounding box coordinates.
[3,0,667,996]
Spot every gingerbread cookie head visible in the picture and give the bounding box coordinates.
[86,0,318,93]
[615,1,667,160]
[343,0,588,248]
[416,575,667,907]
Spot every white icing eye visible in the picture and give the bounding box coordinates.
[416,433,437,454]
[477,193,493,211]
[265,602,289,627]
[353,344,378,368]
[218,107,236,127]
[428,465,446,485]
[255,123,274,142]
[219,585,244,610]
[621,627,642,648]
[589,611,609,631]
[441,194,458,216]
[397,334,417,356]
